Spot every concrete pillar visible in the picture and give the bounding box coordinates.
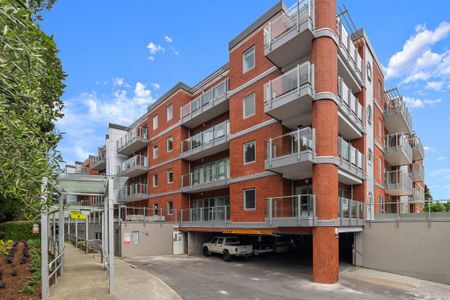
[311,0,339,283]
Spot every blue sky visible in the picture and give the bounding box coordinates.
[41,0,450,199]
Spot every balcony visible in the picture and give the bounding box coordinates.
[177,206,230,228]
[266,195,316,226]
[263,0,314,68]
[337,19,364,91]
[90,146,106,171]
[265,127,315,179]
[181,79,228,128]
[385,170,412,196]
[118,183,150,202]
[412,187,424,202]
[264,62,314,129]
[408,134,424,161]
[117,127,149,156]
[337,77,364,139]
[181,120,230,161]
[384,89,412,133]
[338,137,365,184]
[181,159,230,193]
[119,155,148,178]
[410,163,424,182]
[338,198,364,226]
[385,133,413,166]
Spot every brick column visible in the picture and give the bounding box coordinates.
[311,0,339,283]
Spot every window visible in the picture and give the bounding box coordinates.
[153,145,159,158]
[153,202,159,215]
[167,136,173,152]
[242,46,255,73]
[243,188,256,210]
[367,61,372,82]
[167,201,174,215]
[131,231,139,245]
[378,196,384,214]
[378,80,382,101]
[378,119,382,141]
[378,158,382,180]
[153,115,158,130]
[167,104,173,121]
[243,140,256,164]
[367,105,372,125]
[243,93,255,119]
[368,148,373,166]
[167,168,174,184]
[153,174,158,187]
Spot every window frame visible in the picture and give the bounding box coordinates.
[243,93,256,119]
[378,157,382,180]
[153,144,159,159]
[153,174,158,187]
[166,104,173,121]
[167,136,174,152]
[243,140,256,165]
[243,188,256,211]
[167,201,174,215]
[378,119,383,141]
[153,115,158,130]
[242,46,255,73]
[167,168,174,184]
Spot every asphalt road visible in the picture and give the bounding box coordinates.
[125,253,450,300]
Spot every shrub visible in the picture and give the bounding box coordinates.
[21,239,41,295]
[0,221,35,241]
[0,240,13,255]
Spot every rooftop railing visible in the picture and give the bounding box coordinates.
[338,137,365,176]
[266,127,315,163]
[338,77,364,129]
[181,79,228,119]
[264,61,314,107]
[264,0,314,49]
[90,146,106,168]
[181,120,230,154]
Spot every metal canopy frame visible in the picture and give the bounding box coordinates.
[41,174,127,298]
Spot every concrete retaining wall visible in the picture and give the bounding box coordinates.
[355,221,450,285]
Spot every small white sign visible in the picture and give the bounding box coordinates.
[124,232,131,245]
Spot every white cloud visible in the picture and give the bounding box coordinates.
[151,83,160,89]
[385,21,450,81]
[424,146,436,152]
[425,81,444,91]
[146,42,164,61]
[164,35,173,43]
[403,96,442,109]
[112,77,124,87]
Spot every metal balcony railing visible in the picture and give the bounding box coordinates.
[412,187,425,202]
[181,79,228,120]
[338,197,364,225]
[177,205,230,227]
[118,183,149,202]
[386,170,412,193]
[338,137,365,177]
[385,133,413,162]
[264,61,314,107]
[181,159,230,190]
[336,19,364,82]
[116,127,149,153]
[266,127,315,163]
[408,134,424,160]
[264,0,314,49]
[118,155,148,174]
[410,163,424,182]
[266,194,316,225]
[338,77,364,129]
[181,120,230,154]
[90,146,106,169]
[384,94,412,132]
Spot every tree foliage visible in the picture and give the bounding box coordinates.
[0,0,65,221]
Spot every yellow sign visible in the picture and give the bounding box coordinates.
[223,229,273,235]
[70,211,86,220]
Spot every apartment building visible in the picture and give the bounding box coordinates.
[80,0,425,283]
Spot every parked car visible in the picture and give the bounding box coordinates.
[202,236,253,262]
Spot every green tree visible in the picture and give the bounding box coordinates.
[424,185,433,202]
[0,0,65,221]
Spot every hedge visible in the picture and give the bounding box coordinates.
[0,221,36,241]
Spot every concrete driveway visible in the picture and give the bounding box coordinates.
[125,253,450,300]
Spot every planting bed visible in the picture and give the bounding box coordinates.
[0,241,40,299]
